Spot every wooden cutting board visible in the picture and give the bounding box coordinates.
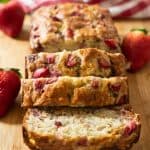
[0,16,149,150]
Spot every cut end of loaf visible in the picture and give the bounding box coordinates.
[23,106,141,150]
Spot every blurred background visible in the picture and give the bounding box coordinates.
[18,0,150,18]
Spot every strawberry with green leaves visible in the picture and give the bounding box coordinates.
[122,28,150,72]
[0,68,21,117]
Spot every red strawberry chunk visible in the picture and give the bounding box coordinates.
[34,80,44,91]
[71,12,81,16]
[104,39,117,49]
[66,54,78,67]
[33,34,40,39]
[118,95,128,104]
[120,109,128,116]
[33,68,50,78]
[109,83,121,92]
[32,26,38,31]
[98,58,111,68]
[47,54,55,64]
[52,16,61,22]
[66,28,74,38]
[91,80,99,89]
[124,120,137,136]
[50,70,61,77]
[32,109,40,117]
[55,121,62,128]
[77,138,87,146]
[28,55,38,63]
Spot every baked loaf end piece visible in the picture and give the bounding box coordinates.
[30,3,121,53]
[23,106,141,150]
[25,48,126,78]
[22,76,128,107]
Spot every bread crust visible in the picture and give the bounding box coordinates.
[22,76,128,107]
[23,106,141,150]
[25,48,126,78]
[30,3,121,53]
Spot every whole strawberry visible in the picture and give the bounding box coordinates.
[122,28,150,72]
[0,68,21,117]
[0,0,25,37]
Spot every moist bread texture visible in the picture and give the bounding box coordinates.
[25,48,126,78]
[22,76,128,107]
[30,3,120,53]
[23,106,141,150]
[23,3,141,150]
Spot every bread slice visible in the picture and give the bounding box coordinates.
[21,76,128,107]
[25,48,126,78]
[30,3,121,53]
[23,106,140,150]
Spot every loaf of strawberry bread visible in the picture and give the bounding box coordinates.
[22,76,128,107]
[30,3,121,53]
[23,106,141,150]
[25,48,126,78]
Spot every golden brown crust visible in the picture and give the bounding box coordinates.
[23,126,141,150]
[30,3,121,53]
[23,106,141,150]
[21,76,128,107]
[25,48,126,78]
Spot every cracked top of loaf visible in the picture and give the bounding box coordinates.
[30,3,120,52]
[25,48,126,78]
[21,76,128,107]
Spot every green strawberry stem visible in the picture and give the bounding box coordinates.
[0,68,22,78]
[131,28,148,35]
[10,68,22,78]
[0,0,9,3]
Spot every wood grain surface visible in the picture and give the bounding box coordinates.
[0,16,149,150]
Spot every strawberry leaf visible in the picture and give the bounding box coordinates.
[0,68,22,78]
[10,68,22,78]
[0,0,9,3]
[131,28,148,35]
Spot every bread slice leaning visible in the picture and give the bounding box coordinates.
[23,106,140,150]
[22,76,128,107]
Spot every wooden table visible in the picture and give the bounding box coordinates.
[0,17,149,150]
